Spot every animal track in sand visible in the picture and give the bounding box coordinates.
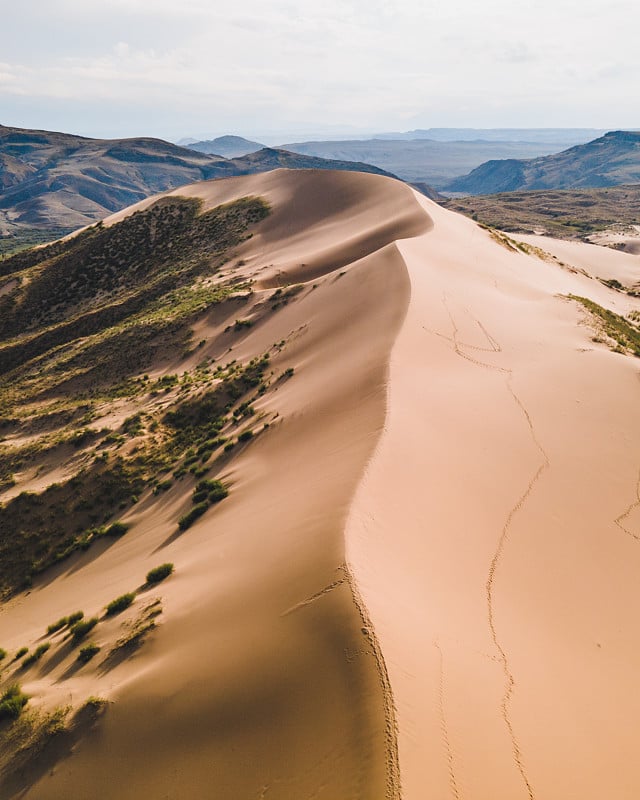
[614,467,640,542]
[485,381,549,800]
[280,569,347,617]
[345,564,402,800]
[428,295,550,799]
[434,640,462,800]
[423,293,509,373]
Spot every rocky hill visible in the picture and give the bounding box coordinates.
[188,135,264,157]
[0,125,394,253]
[445,130,640,194]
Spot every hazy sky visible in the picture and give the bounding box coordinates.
[1,0,638,141]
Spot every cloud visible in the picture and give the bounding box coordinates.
[1,0,639,135]
[498,43,538,65]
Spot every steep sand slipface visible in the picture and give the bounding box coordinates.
[0,171,427,799]
[346,194,640,799]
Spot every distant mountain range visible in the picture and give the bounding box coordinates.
[0,124,394,251]
[445,131,640,194]
[181,130,613,189]
[188,135,265,158]
[372,128,610,144]
[4,123,639,254]
[268,138,586,188]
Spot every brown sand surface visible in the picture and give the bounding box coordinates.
[2,169,640,799]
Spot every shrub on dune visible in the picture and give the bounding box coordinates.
[146,563,174,585]
[77,643,101,664]
[70,617,98,644]
[47,617,69,635]
[104,521,129,537]
[22,642,51,669]
[0,684,29,721]
[105,593,135,616]
[178,502,209,531]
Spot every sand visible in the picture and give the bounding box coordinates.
[347,196,640,799]
[1,169,640,799]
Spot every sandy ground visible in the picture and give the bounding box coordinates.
[347,196,640,800]
[1,169,640,798]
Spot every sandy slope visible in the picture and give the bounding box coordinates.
[1,169,640,799]
[347,196,640,799]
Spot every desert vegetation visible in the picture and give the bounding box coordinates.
[21,643,50,670]
[0,193,292,596]
[70,618,98,644]
[569,296,640,356]
[77,643,101,664]
[146,563,174,584]
[444,185,640,240]
[105,593,135,617]
[0,684,29,722]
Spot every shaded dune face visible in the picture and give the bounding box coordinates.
[0,170,429,799]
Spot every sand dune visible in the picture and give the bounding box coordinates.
[1,169,639,798]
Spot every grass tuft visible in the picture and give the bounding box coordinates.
[569,295,640,357]
[22,643,51,669]
[77,643,101,664]
[0,684,29,722]
[46,617,69,635]
[105,593,135,616]
[146,563,174,585]
[70,617,98,644]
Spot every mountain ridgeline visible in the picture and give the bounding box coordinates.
[445,130,640,194]
[0,124,394,252]
[188,135,265,157]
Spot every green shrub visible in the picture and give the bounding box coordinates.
[104,521,129,537]
[0,648,6,661]
[195,479,228,504]
[105,593,135,616]
[22,642,51,669]
[178,502,208,531]
[0,684,28,721]
[238,429,253,442]
[47,617,69,634]
[70,617,98,643]
[67,610,84,626]
[77,643,101,663]
[146,563,174,585]
[153,479,172,495]
[83,696,107,713]
[13,647,28,661]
